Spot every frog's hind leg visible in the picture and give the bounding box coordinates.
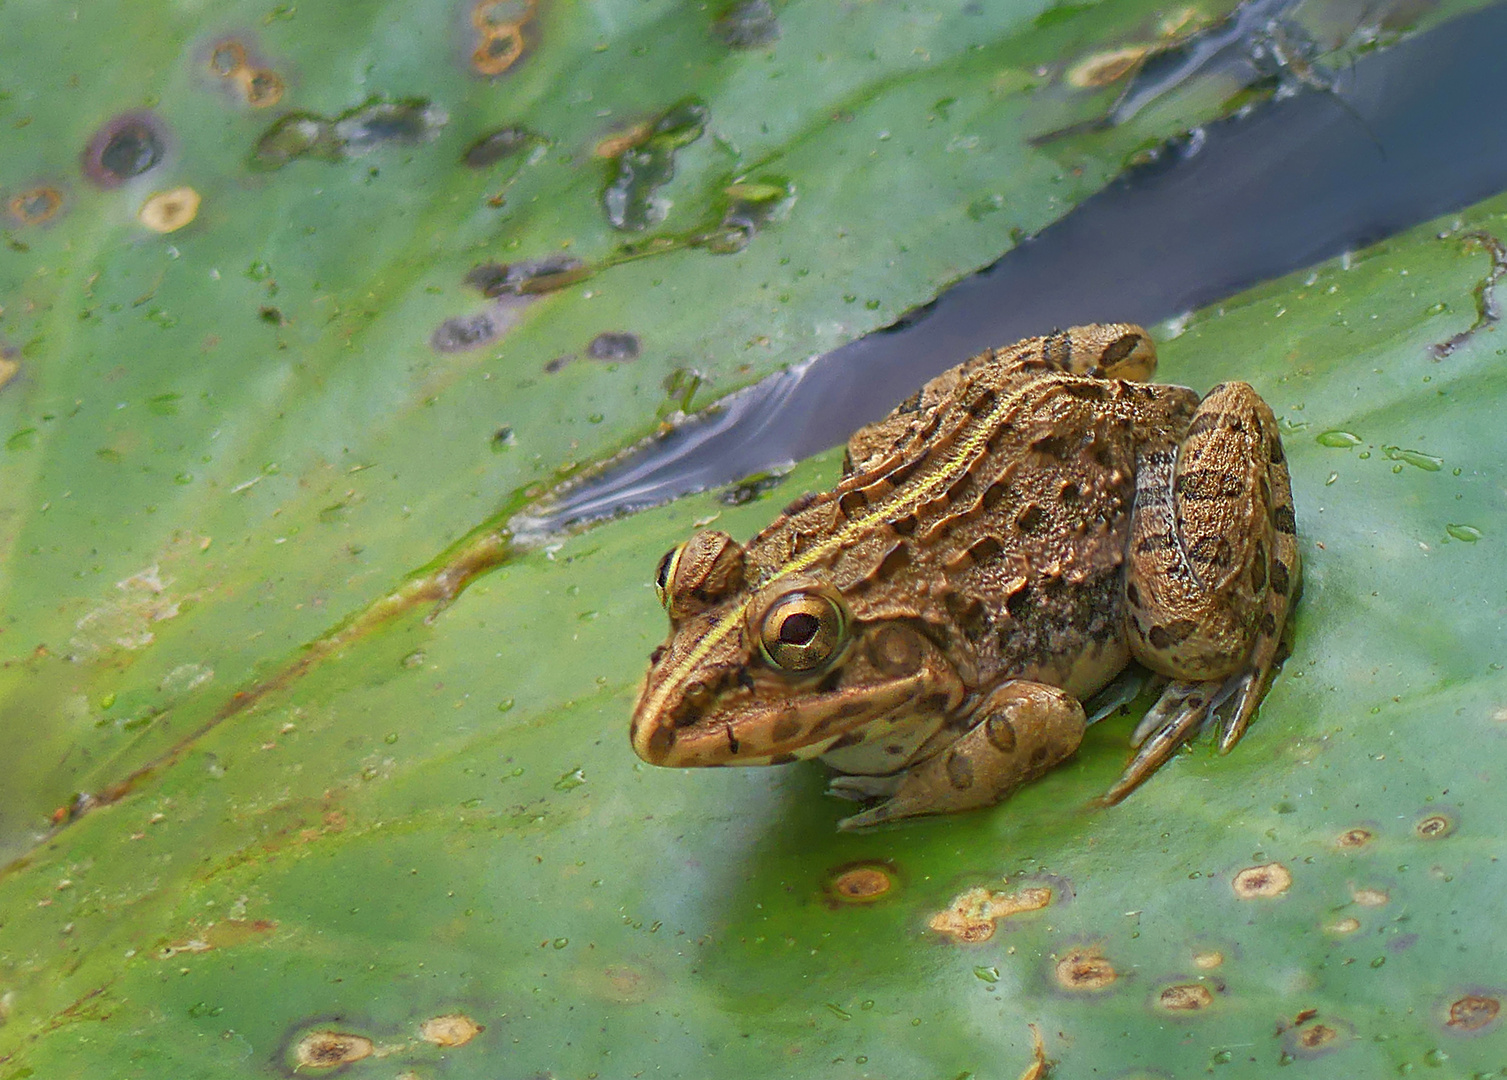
[1109,382,1299,804]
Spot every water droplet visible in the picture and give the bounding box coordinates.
[100,693,117,710]
[1212,1049,1233,1064]
[384,732,399,744]
[552,937,569,949]
[1317,430,1362,448]
[1424,1048,1449,1066]
[1383,446,1443,471]
[497,699,515,712]
[1446,524,1482,542]
[973,966,999,983]
[825,1002,852,1020]
[553,767,586,792]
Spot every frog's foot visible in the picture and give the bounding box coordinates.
[833,681,1085,830]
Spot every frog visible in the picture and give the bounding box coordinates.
[629,324,1299,828]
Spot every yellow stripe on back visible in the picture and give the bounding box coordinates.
[644,377,1041,719]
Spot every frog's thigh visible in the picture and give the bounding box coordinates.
[1125,381,1284,679]
[836,682,1085,829]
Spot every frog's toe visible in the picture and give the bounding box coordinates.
[827,773,903,802]
[1106,679,1216,804]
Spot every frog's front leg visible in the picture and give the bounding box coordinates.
[1111,381,1299,803]
[830,682,1086,829]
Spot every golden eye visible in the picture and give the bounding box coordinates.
[654,545,683,610]
[758,590,848,672]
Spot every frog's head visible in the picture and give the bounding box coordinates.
[630,529,961,767]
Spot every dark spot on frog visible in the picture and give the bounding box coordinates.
[8,186,65,226]
[463,125,538,167]
[945,751,973,789]
[82,112,167,188]
[1270,559,1291,596]
[1188,535,1231,568]
[965,387,997,419]
[1273,504,1297,534]
[828,730,864,750]
[1063,380,1107,402]
[1060,480,1081,505]
[1270,438,1286,464]
[1126,581,1142,607]
[430,310,499,353]
[1260,611,1277,636]
[1031,432,1079,460]
[1015,505,1046,533]
[646,726,676,760]
[986,715,1017,753]
[712,0,779,48]
[770,715,803,743]
[587,331,640,362]
[1147,619,1197,650]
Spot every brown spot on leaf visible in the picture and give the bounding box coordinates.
[1350,886,1388,906]
[1067,46,1150,88]
[1446,994,1500,1033]
[1415,811,1455,839]
[1055,947,1116,991]
[1326,916,1360,935]
[1157,983,1213,1011]
[825,862,895,905]
[8,186,64,225]
[1192,949,1224,970]
[293,1031,374,1069]
[138,187,201,233]
[238,68,286,108]
[1336,827,1373,849]
[419,1013,483,1046]
[1232,862,1291,899]
[208,39,248,76]
[929,885,1052,943]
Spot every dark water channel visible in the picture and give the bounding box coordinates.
[529,0,1507,534]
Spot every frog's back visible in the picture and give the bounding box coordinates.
[743,364,1198,696]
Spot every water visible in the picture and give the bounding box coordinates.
[532,1,1507,534]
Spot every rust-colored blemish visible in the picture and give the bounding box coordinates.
[8,186,64,225]
[209,39,248,76]
[0,356,18,392]
[825,862,894,905]
[1350,886,1388,906]
[1067,46,1149,88]
[1192,949,1224,970]
[1415,811,1455,839]
[1336,827,1372,849]
[1157,983,1213,1011]
[1326,916,1360,935]
[1055,947,1116,991]
[1446,994,1500,1032]
[237,68,285,108]
[1017,1022,1049,1080]
[470,0,537,76]
[1232,862,1291,899]
[594,123,651,159]
[929,884,1051,943]
[293,1031,374,1069]
[419,1013,482,1046]
[139,187,201,233]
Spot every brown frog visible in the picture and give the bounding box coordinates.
[630,325,1298,828]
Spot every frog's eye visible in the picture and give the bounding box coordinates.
[758,590,848,672]
[654,545,683,610]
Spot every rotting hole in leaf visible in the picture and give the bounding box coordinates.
[587,332,640,361]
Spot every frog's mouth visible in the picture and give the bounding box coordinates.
[633,671,935,767]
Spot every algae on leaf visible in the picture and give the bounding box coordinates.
[0,0,1504,1076]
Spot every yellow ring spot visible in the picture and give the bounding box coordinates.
[139,187,201,233]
